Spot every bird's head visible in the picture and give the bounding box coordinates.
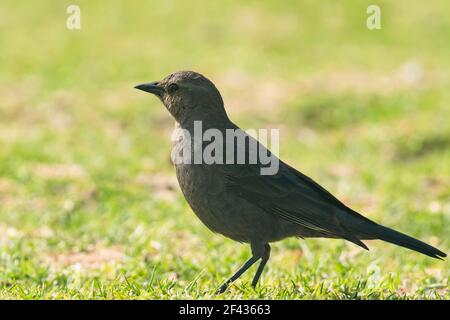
[135,71,228,126]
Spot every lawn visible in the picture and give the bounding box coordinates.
[0,0,448,299]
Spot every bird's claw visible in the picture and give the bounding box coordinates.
[215,284,228,294]
[215,288,225,295]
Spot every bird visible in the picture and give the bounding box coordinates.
[135,70,446,294]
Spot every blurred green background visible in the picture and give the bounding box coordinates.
[0,0,448,299]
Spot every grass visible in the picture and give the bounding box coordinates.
[0,0,449,299]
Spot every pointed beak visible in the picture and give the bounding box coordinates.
[134,81,164,97]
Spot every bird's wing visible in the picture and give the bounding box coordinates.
[223,158,371,249]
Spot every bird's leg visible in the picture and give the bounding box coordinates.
[216,243,265,294]
[216,255,260,294]
[251,243,271,288]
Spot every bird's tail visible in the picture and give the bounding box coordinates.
[352,219,446,259]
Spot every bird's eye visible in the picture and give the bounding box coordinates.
[167,83,179,94]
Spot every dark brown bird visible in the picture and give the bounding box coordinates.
[135,70,446,294]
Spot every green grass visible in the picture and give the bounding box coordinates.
[0,0,449,299]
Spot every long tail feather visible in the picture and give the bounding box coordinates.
[355,221,446,259]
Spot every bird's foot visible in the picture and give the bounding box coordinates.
[215,283,229,295]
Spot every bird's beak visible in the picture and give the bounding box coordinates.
[134,82,164,97]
